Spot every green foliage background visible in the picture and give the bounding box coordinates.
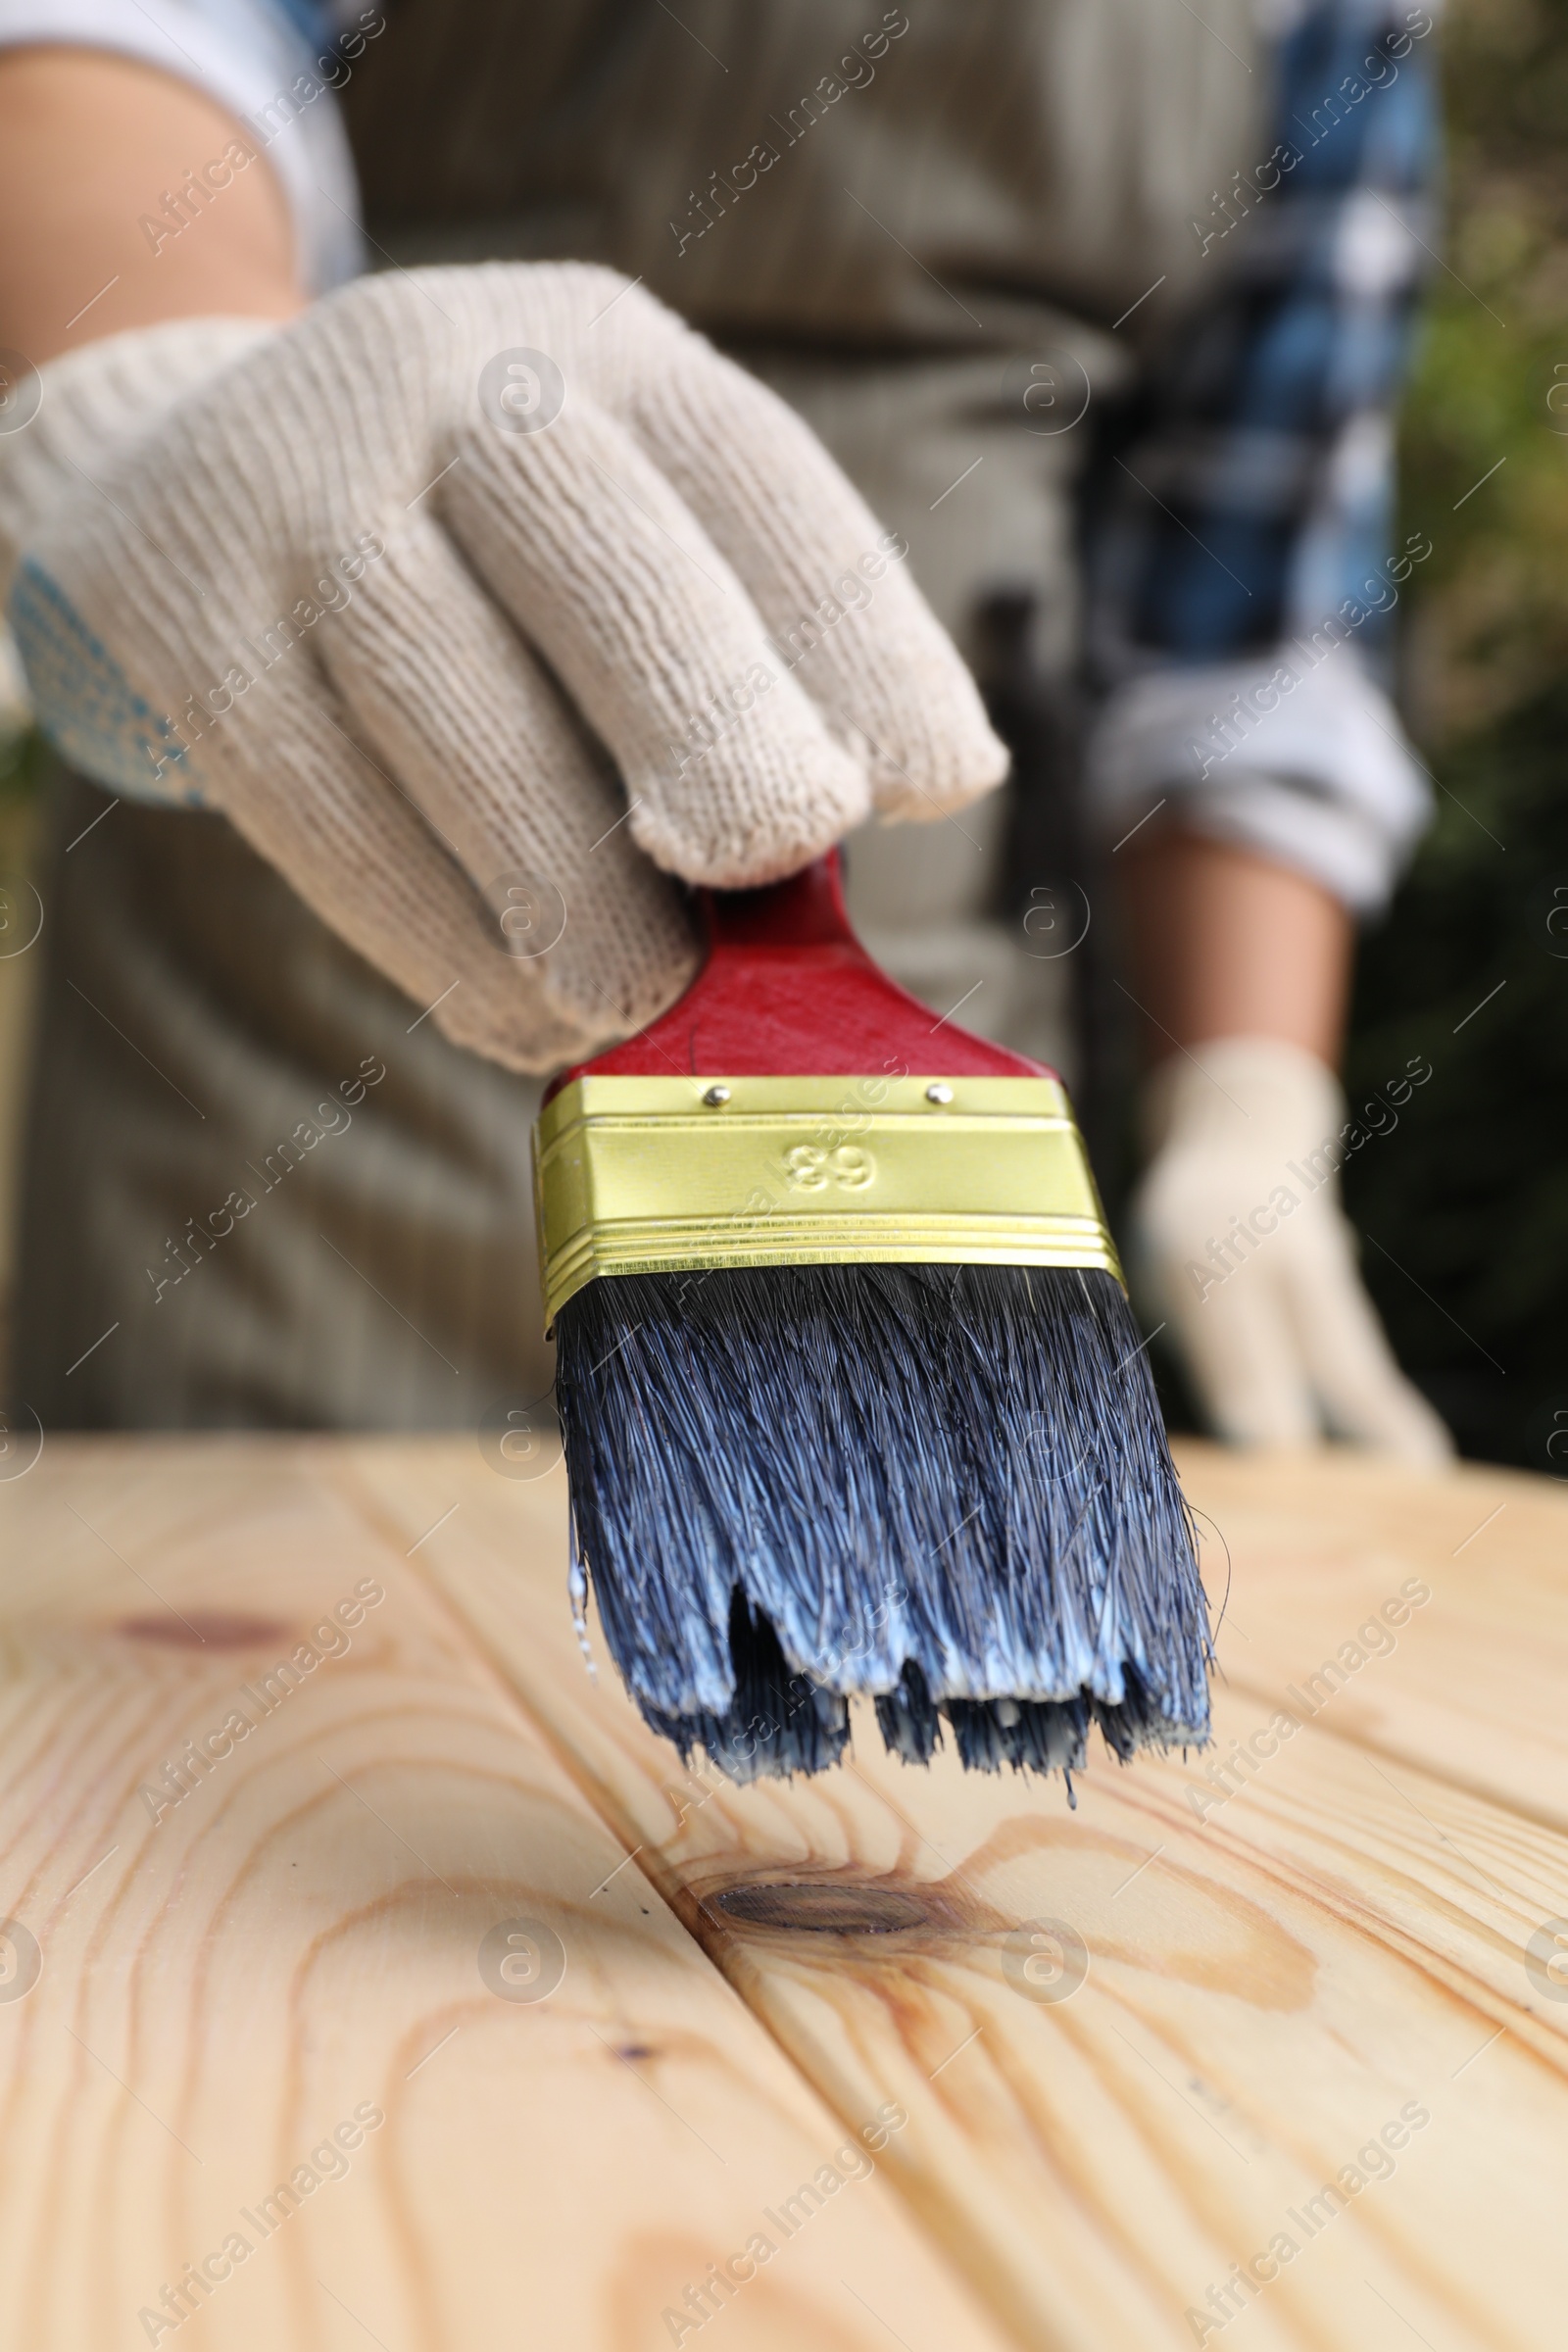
[1342,0,1568,1465]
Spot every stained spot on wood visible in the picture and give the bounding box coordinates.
[710,1883,938,1935]
[116,1611,292,1649]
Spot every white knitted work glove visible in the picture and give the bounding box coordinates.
[0,318,278,604]
[1130,1037,1453,1464]
[2,266,1005,1070]
[0,317,273,757]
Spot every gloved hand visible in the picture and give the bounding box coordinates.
[1,265,1005,1070]
[1130,1036,1452,1463]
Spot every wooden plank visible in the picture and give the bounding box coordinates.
[354,1434,1568,2352]
[1169,1446,1568,1827]
[0,1434,1014,2352]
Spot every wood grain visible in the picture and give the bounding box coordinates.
[352,1435,1568,2352]
[0,1434,1013,2352]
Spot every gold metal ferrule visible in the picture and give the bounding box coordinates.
[532,1074,1121,1331]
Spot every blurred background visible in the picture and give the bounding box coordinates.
[0,0,1562,1471]
[1338,0,1568,1472]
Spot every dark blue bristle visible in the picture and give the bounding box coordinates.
[554,1263,1212,1787]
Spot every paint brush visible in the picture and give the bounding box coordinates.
[534,851,1209,1787]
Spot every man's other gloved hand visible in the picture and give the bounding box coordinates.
[1131,1036,1453,1464]
[2,265,1005,1071]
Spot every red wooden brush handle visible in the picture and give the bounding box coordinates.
[557,851,1054,1085]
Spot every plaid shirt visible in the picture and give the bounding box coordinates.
[1084,0,1440,687]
